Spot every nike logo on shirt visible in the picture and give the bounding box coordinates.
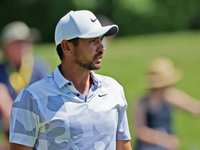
[98,94,108,97]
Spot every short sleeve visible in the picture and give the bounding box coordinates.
[116,86,131,140]
[9,89,40,147]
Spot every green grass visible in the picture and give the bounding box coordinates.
[1,31,200,149]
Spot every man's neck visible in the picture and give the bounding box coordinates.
[60,64,93,98]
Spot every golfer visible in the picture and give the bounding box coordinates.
[9,10,132,150]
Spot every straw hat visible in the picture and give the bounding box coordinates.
[146,57,182,88]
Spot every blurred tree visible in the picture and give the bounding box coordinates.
[1,0,200,42]
[0,0,77,43]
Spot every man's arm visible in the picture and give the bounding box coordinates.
[10,143,33,150]
[116,140,132,150]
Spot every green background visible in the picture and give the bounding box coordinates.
[1,0,200,43]
[2,31,198,149]
[1,0,200,149]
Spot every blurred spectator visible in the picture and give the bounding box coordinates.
[0,21,50,150]
[133,57,200,150]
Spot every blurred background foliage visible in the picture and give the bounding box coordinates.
[1,0,200,42]
[1,1,200,149]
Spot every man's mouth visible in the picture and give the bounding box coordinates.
[95,54,103,61]
[94,52,103,61]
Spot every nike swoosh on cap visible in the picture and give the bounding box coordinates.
[91,18,97,22]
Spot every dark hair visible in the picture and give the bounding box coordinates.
[56,38,79,60]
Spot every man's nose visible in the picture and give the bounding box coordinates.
[97,41,105,52]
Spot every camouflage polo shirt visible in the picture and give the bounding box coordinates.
[9,65,131,150]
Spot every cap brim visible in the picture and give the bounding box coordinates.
[79,25,118,39]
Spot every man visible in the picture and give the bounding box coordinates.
[0,21,49,150]
[9,10,132,150]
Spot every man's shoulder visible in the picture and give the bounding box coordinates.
[27,74,54,92]
[14,74,57,104]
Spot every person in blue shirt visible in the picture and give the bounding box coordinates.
[9,10,132,150]
[0,21,50,150]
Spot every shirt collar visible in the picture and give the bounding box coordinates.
[53,64,71,88]
[90,71,101,87]
[53,64,101,88]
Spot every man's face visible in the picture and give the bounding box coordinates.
[3,40,33,67]
[72,36,105,70]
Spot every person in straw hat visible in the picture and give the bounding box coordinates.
[0,21,50,150]
[133,57,200,150]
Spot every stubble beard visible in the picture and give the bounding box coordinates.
[74,50,103,71]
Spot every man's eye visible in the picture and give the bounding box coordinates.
[90,39,96,42]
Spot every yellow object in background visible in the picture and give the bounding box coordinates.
[9,52,34,93]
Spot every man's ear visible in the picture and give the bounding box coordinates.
[61,40,72,54]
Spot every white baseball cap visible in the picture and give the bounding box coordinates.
[55,10,119,45]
